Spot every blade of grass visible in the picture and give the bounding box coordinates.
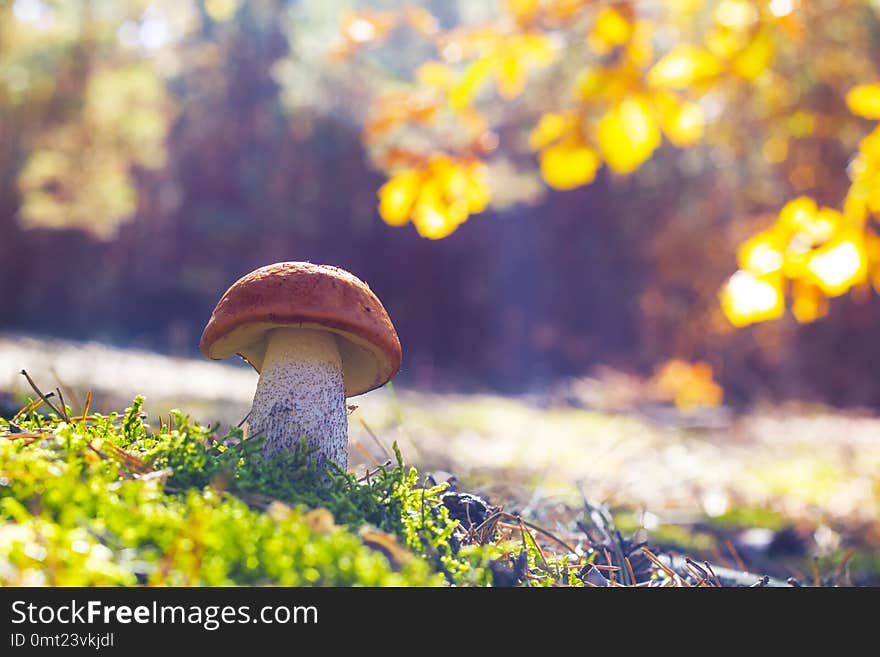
[54,388,70,422]
[20,370,63,418]
[624,556,638,586]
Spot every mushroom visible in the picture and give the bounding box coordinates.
[199,262,401,469]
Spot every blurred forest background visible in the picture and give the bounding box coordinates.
[3,0,880,407]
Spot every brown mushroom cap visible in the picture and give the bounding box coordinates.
[199,262,402,397]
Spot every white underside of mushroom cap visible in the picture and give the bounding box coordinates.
[247,328,347,468]
[205,320,391,397]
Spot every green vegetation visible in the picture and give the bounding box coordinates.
[3,393,875,587]
[0,396,544,586]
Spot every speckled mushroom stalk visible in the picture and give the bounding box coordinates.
[248,328,348,468]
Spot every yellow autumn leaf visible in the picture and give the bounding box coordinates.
[539,140,600,191]
[868,236,880,294]
[843,183,869,224]
[720,270,785,327]
[444,198,470,226]
[440,159,489,210]
[799,207,841,246]
[731,30,773,80]
[775,198,844,278]
[587,7,632,54]
[448,57,493,111]
[625,19,655,67]
[705,26,742,60]
[432,156,469,201]
[777,196,817,233]
[378,169,421,226]
[869,181,880,216]
[413,207,459,239]
[777,199,840,252]
[412,187,460,239]
[427,153,455,178]
[528,112,570,151]
[738,230,784,275]
[655,92,705,146]
[597,96,661,174]
[647,45,721,89]
[805,234,867,296]
[857,125,880,165]
[574,68,607,102]
[846,84,880,120]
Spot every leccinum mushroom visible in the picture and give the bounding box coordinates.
[199,262,401,469]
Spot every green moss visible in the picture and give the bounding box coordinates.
[0,396,495,586]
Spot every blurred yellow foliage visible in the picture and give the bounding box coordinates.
[434,29,557,109]
[346,0,880,340]
[357,0,788,237]
[597,96,661,174]
[721,74,880,328]
[448,58,495,111]
[588,7,633,55]
[358,1,758,238]
[847,84,880,120]
[723,194,868,326]
[528,111,600,189]
[846,125,880,221]
[378,170,422,226]
[791,280,829,324]
[730,29,774,80]
[377,156,490,239]
[540,140,600,190]
[654,91,705,146]
[15,64,171,237]
[805,234,867,296]
[647,45,722,89]
[528,112,575,151]
[737,230,785,275]
[721,270,785,327]
[652,359,724,411]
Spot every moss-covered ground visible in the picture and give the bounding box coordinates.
[1,395,584,586]
[2,389,876,586]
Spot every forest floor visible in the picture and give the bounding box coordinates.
[2,333,878,585]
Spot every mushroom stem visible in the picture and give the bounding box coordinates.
[248,328,347,468]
